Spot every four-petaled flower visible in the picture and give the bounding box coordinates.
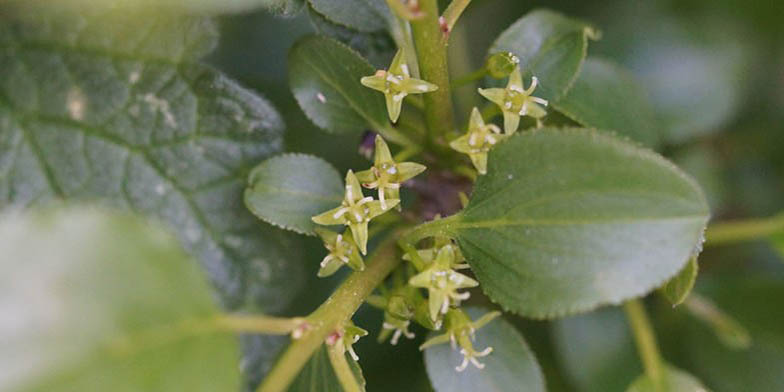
[361,49,438,123]
[356,135,426,210]
[420,309,501,372]
[478,66,548,134]
[409,244,478,321]
[314,228,364,277]
[449,107,508,175]
[312,170,398,255]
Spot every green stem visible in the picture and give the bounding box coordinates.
[442,0,472,34]
[624,300,665,390]
[327,343,363,392]
[257,234,402,392]
[215,315,304,335]
[452,67,487,88]
[705,213,784,246]
[410,0,455,151]
[401,213,462,245]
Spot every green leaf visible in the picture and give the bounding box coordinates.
[553,58,660,148]
[626,366,710,392]
[0,7,302,311]
[0,207,240,391]
[661,256,698,307]
[288,345,366,392]
[307,4,396,68]
[488,8,599,101]
[423,307,545,392]
[289,35,389,135]
[552,308,641,392]
[308,0,390,33]
[52,0,305,15]
[450,128,709,318]
[245,153,343,235]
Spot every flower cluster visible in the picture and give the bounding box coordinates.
[312,136,426,276]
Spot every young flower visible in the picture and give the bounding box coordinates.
[355,135,426,210]
[312,170,399,255]
[361,49,438,123]
[449,107,508,175]
[409,244,478,321]
[326,321,369,361]
[478,66,548,134]
[402,236,469,269]
[314,228,364,277]
[420,309,501,372]
[380,295,416,345]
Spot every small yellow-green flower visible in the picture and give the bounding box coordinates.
[409,244,478,321]
[327,321,369,361]
[449,107,508,175]
[312,170,398,255]
[420,309,500,372]
[314,228,364,277]
[361,49,438,123]
[355,135,426,210]
[402,236,468,269]
[478,66,548,134]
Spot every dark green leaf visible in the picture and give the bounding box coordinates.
[488,8,599,101]
[423,308,545,392]
[0,207,240,391]
[661,256,698,307]
[307,4,396,68]
[552,308,641,392]
[451,128,709,318]
[553,58,660,147]
[245,153,343,235]
[626,366,709,392]
[308,0,390,33]
[288,345,366,392]
[0,7,303,311]
[289,35,389,135]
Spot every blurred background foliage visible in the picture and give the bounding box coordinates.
[204,0,784,390]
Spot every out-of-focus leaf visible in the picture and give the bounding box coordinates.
[593,2,751,144]
[288,345,365,392]
[308,0,390,33]
[682,276,784,391]
[626,366,709,392]
[552,308,640,392]
[449,128,709,318]
[0,207,240,391]
[245,153,343,235]
[661,256,698,307]
[0,6,303,312]
[553,58,660,147]
[488,8,599,101]
[671,146,729,213]
[423,308,545,392]
[28,0,305,15]
[289,35,389,135]
[307,4,396,68]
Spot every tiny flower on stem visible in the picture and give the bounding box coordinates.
[380,296,416,345]
[450,107,508,175]
[478,66,548,134]
[409,244,478,321]
[355,135,426,210]
[314,228,365,277]
[312,170,399,255]
[326,321,369,361]
[402,236,469,269]
[420,309,501,372]
[361,49,438,123]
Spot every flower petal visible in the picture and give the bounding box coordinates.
[508,66,523,91]
[469,152,488,175]
[396,162,426,181]
[354,169,377,184]
[344,170,364,203]
[374,134,394,165]
[312,206,348,225]
[449,135,473,154]
[360,74,388,92]
[350,222,369,255]
[317,258,343,277]
[389,49,406,76]
[386,92,404,123]
[477,87,506,106]
[503,110,520,135]
[366,199,399,219]
[401,78,438,94]
[468,107,485,133]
